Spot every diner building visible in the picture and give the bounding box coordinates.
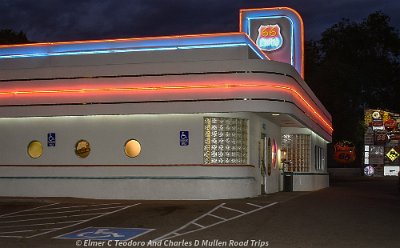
[0,8,332,199]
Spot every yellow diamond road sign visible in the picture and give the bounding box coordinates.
[386,148,399,162]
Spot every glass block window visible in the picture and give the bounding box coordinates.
[204,117,248,164]
[281,134,311,172]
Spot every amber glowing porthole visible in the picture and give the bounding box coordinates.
[27,140,43,159]
[124,139,141,158]
[75,140,91,158]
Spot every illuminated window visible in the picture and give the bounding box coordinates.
[75,140,91,158]
[124,139,141,158]
[27,141,43,159]
[203,117,248,164]
[281,134,311,172]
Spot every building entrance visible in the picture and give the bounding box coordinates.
[259,134,267,194]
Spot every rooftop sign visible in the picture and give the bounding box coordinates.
[240,7,304,78]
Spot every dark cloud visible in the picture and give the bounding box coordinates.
[0,0,399,42]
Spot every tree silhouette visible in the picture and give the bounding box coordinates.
[0,29,29,44]
[305,12,400,167]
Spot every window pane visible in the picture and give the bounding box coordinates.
[75,140,91,158]
[125,139,141,158]
[27,141,43,159]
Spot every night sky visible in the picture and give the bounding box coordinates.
[1,0,399,43]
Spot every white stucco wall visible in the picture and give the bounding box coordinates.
[0,166,256,200]
[0,114,204,165]
[0,112,328,199]
[292,174,329,191]
[0,112,264,199]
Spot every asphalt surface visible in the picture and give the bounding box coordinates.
[181,177,400,248]
[0,176,399,248]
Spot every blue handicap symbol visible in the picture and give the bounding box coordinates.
[47,133,56,147]
[57,227,154,241]
[180,131,189,146]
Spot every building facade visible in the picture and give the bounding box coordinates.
[0,8,332,200]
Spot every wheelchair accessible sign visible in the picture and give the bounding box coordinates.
[57,227,154,241]
[47,133,56,147]
[180,131,189,146]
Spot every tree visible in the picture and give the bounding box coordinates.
[305,12,400,167]
[0,29,29,44]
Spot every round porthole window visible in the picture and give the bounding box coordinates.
[27,140,43,159]
[75,140,91,158]
[124,139,141,158]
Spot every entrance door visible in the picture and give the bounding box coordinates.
[259,134,267,194]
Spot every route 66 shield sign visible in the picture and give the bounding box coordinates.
[256,24,283,52]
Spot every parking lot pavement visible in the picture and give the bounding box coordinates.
[154,201,278,241]
[1,178,398,248]
[0,201,139,239]
[0,194,293,248]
